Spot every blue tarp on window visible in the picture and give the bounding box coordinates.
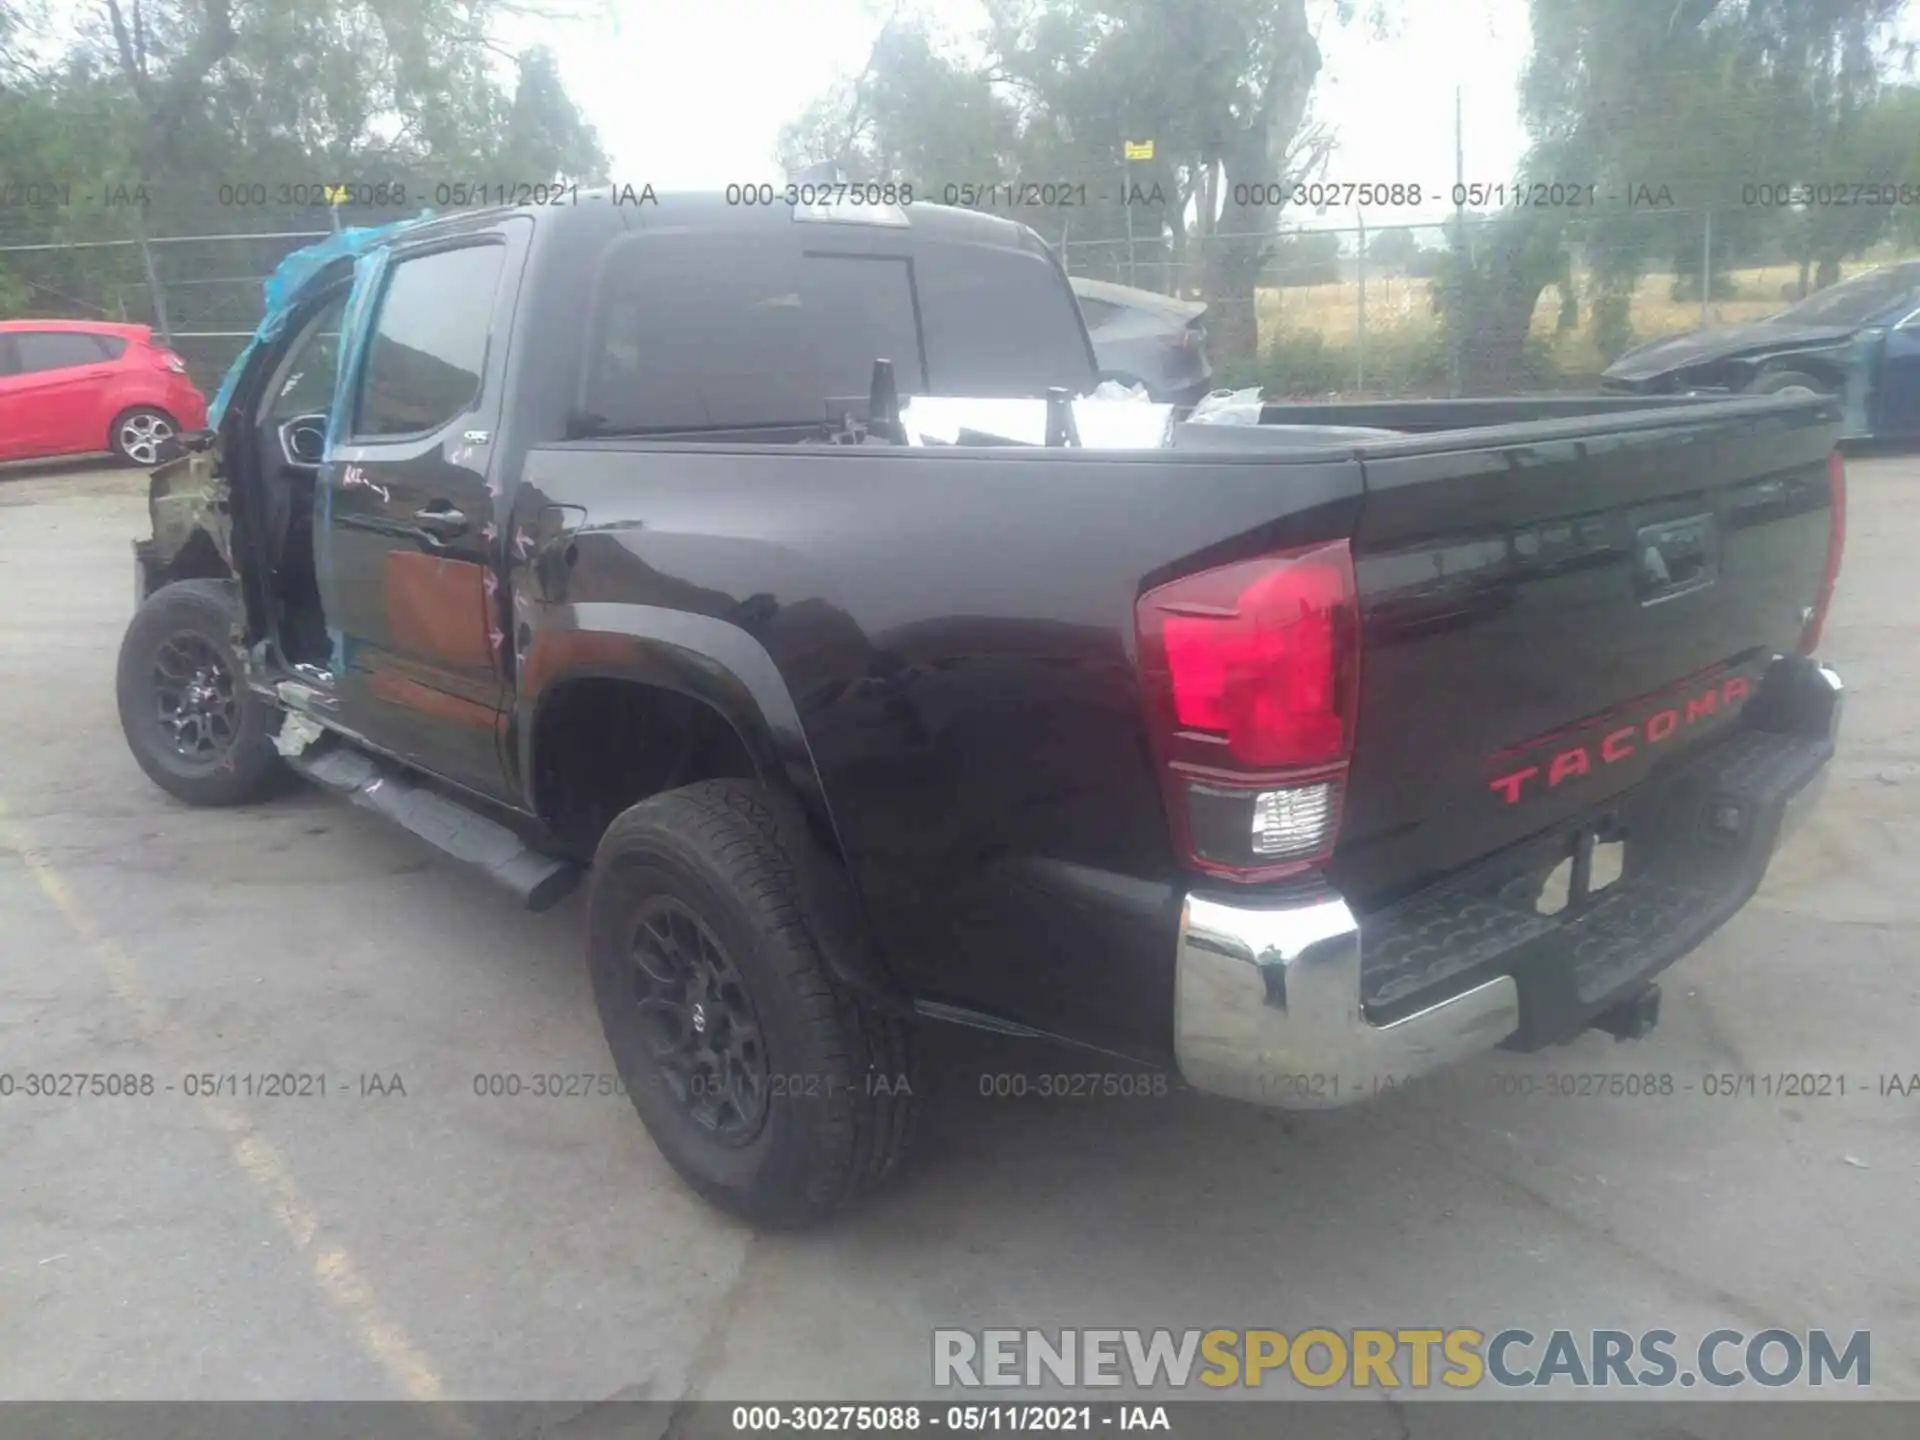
[206,216,431,431]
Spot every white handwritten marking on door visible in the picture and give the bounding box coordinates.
[341,464,391,503]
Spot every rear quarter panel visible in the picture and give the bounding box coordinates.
[517,443,1362,1054]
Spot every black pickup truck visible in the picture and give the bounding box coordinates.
[117,192,1846,1226]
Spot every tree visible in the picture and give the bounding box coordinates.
[1269,227,1340,285]
[1787,79,1920,290]
[1365,225,1420,271]
[777,18,1023,188]
[778,0,1369,364]
[0,0,606,326]
[1434,0,1914,391]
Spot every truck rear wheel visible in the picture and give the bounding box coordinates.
[586,779,917,1228]
[115,579,293,807]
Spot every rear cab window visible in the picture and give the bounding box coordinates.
[581,219,1096,433]
[585,235,925,432]
[916,237,1096,395]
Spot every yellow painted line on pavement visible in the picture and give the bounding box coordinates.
[1,797,452,1406]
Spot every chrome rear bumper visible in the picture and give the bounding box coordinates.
[1174,663,1842,1111]
[1174,894,1520,1109]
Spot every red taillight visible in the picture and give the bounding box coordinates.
[1137,540,1360,881]
[1798,449,1846,656]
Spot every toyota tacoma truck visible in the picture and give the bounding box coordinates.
[116,191,1846,1226]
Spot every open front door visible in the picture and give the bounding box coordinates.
[315,217,530,802]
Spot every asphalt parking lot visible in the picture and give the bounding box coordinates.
[2,453,1917,1420]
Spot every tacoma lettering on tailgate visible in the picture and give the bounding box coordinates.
[1487,672,1755,806]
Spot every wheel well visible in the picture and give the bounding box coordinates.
[162,531,232,584]
[532,678,760,858]
[1750,359,1842,392]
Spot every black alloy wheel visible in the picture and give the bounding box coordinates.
[151,633,240,765]
[628,894,771,1144]
[585,779,919,1227]
[115,579,294,807]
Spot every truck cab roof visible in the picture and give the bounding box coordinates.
[391,186,1059,250]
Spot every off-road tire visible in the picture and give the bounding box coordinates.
[115,579,293,806]
[587,779,917,1228]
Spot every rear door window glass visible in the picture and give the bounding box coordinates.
[15,332,109,373]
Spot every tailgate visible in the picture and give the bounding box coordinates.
[1330,397,1840,910]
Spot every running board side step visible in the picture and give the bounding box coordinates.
[284,744,582,912]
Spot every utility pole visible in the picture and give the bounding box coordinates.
[1450,85,1464,398]
[135,228,172,348]
[1356,208,1367,393]
[1120,135,1157,288]
[1700,210,1712,327]
[1123,139,1137,287]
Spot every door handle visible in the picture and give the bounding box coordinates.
[413,502,469,539]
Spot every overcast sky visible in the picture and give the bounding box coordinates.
[513,0,1536,227]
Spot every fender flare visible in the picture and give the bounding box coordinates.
[517,602,907,1009]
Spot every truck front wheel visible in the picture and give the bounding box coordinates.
[586,779,917,1227]
[115,579,293,806]
[1747,369,1831,398]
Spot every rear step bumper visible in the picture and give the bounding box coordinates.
[1176,892,1520,1109]
[1174,660,1842,1110]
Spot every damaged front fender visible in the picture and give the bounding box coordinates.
[155,218,428,576]
[136,433,232,604]
[131,432,259,698]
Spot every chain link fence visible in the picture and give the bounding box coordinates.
[1059,208,1920,398]
[4,205,1915,403]
[0,222,337,392]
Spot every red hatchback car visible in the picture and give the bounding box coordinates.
[0,319,210,467]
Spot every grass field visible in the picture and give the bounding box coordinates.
[1248,254,1915,375]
